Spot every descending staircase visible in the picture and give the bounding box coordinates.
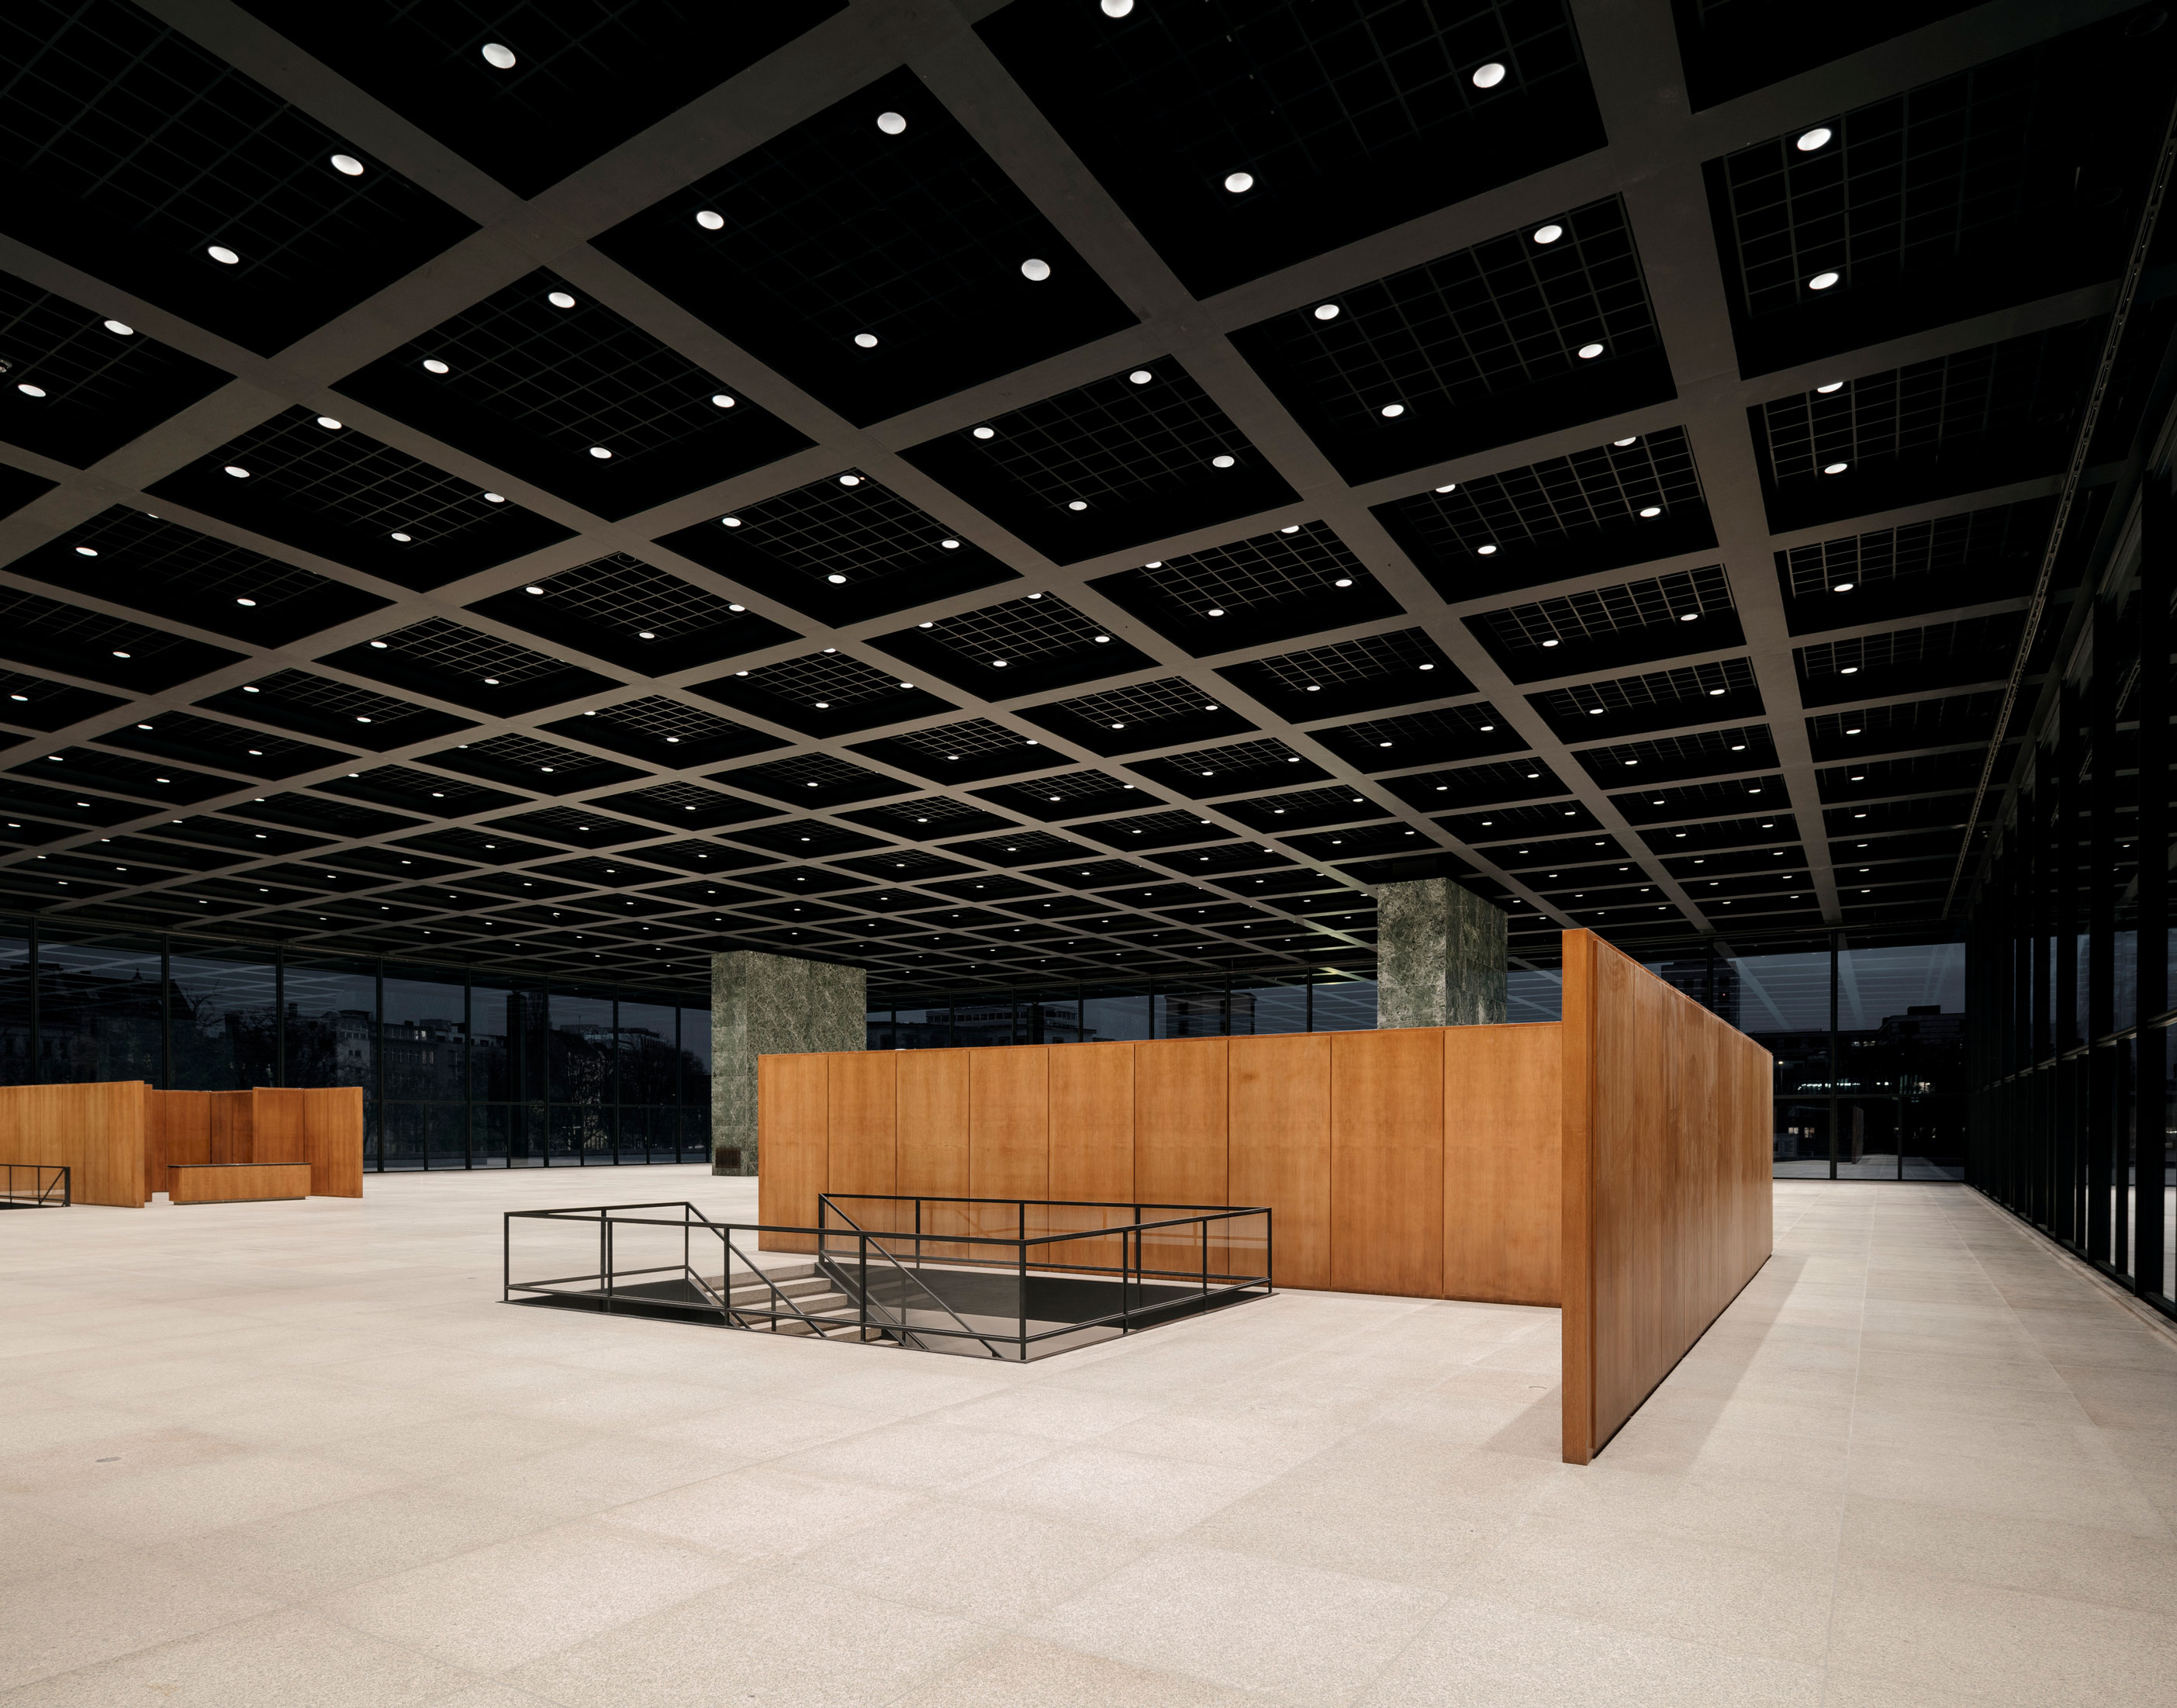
[707,1261,890,1341]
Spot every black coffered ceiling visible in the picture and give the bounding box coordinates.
[0,0,2166,1001]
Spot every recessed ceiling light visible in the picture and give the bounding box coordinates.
[696,209,724,230]
[838,474,861,486]
[482,491,504,502]
[1808,271,1840,291]
[1797,126,1833,152]
[1128,369,1153,385]
[1477,543,1498,555]
[1094,634,1110,642]
[481,42,517,68]
[1833,580,1854,592]
[1473,61,1507,87]
[369,639,389,648]
[1102,0,1134,15]
[235,596,256,607]
[637,630,656,639]
[1021,258,1052,282]
[876,110,907,134]
[1708,687,1726,696]
[423,358,449,373]
[1224,171,1255,192]
[1542,638,1558,647]
[587,446,611,459]
[1313,303,1341,321]
[206,245,239,264]
[1205,607,1225,617]
[74,545,95,556]
[328,153,365,178]
[16,383,46,398]
[1640,505,1661,517]
[1068,500,1088,510]
[545,289,576,308]
[1840,665,1859,674]
[720,516,741,527]
[1823,462,1849,475]
[313,415,344,431]
[1380,403,1405,417]
[102,318,134,336]
[1211,454,1235,468]
[727,603,745,612]
[221,464,250,479]
[1532,223,1563,244]
[827,573,847,584]
[854,333,879,348]
[1816,381,1844,394]
[939,538,960,549]
[1678,611,1698,621]
[1577,342,1604,359]
[111,650,130,659]
[390,531,412,541]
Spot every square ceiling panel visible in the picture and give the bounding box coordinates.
[1218,627,1467,721]
[14,747,240,807]
[0,271,230,466]
[1308,703,1522,771]
[980,0,1604,295]
[15,507,389,645]
[873,593,1154,698]
[1384,757,1567,811]
[0,0,475,354]
[841,796,1015,839]
[538,695,784,769]
[696,649,955,737]
[593,67,1135,426]
[1528,655,1761,740]
[147,407,575,590]
[320,617,618,716]
[1806,691,2001,762]
[102,711,352,781]
[235,0,846,198]
[335,270,812,519]
[417,733,638,795]
[1222,787,1388,833]
[598,780,779,832]
[899,360,1297,563]
[852,717,1072,783]
[1751,323,2099,533]
[717,751,914,807]
[1795,614,2023,708]
[658,468,1018,625]
[1374,427,1714,603]
[1130,737,1327,800]
[314,764,524,816]
[198,669,473,751]
[1705,13,2169,375]
[1670,0,1978,109]
[1021,676,1256,756]
[468,551,797,674]
[1574,724,1774,787]
[975,770,1153,821]
[1775,498,2051,636]
[1467,564,1742,681]
[1229,197,1672,483]
[0,669,128,733]
[1090,520,1401,655]
[0,586,243,693]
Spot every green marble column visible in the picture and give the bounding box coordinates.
[709,950,866,1175]
[1373,876,1507,1028]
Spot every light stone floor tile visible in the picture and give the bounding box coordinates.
[0,1606,478,1708]
[8,1170,2177,1706]
[317,1517,741,1674]
[499,1571,983,1708]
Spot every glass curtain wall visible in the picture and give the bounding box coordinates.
[0,917,710,1173]
[1967,502,2175,1320]
[866,972,1376,1049]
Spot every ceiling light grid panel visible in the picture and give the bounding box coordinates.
[1226,195,1674,485]
[1372,427,1716,601]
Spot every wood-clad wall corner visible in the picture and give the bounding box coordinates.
[1559,928,1773,1467]
[1228,1034,1331,1289]
[0,1081,147,1206]
[1330,1028,1444,1298]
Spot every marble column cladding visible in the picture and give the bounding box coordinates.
[1373,876,1508,1028]
[710,950,866,1174]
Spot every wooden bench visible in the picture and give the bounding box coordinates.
[168,1163,312,1205]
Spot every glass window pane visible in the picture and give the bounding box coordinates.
[0,924,31,1087]
[39,932,162,1084]
[549,991,614,1104]
[381,975,466,1105]
[1154,986,1225,1038]
[472,985,547,1103]
[890,1004,955,1047]
[617,1001,678,1105]
[1507,969,1561,1022]
[1082,991,1149,1042]
[167,949,278,1090]
[285,959,376,1091]
[1232,982,1308,1035]
[1311,978,1377,1032]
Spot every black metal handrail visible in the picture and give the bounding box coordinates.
[503,1197,1272,1361]
[0,1163,69,1208]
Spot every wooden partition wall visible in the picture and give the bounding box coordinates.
[0,1083,363,1206]
[1560,930,1774,1464]
[758,1022,1564,1304]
